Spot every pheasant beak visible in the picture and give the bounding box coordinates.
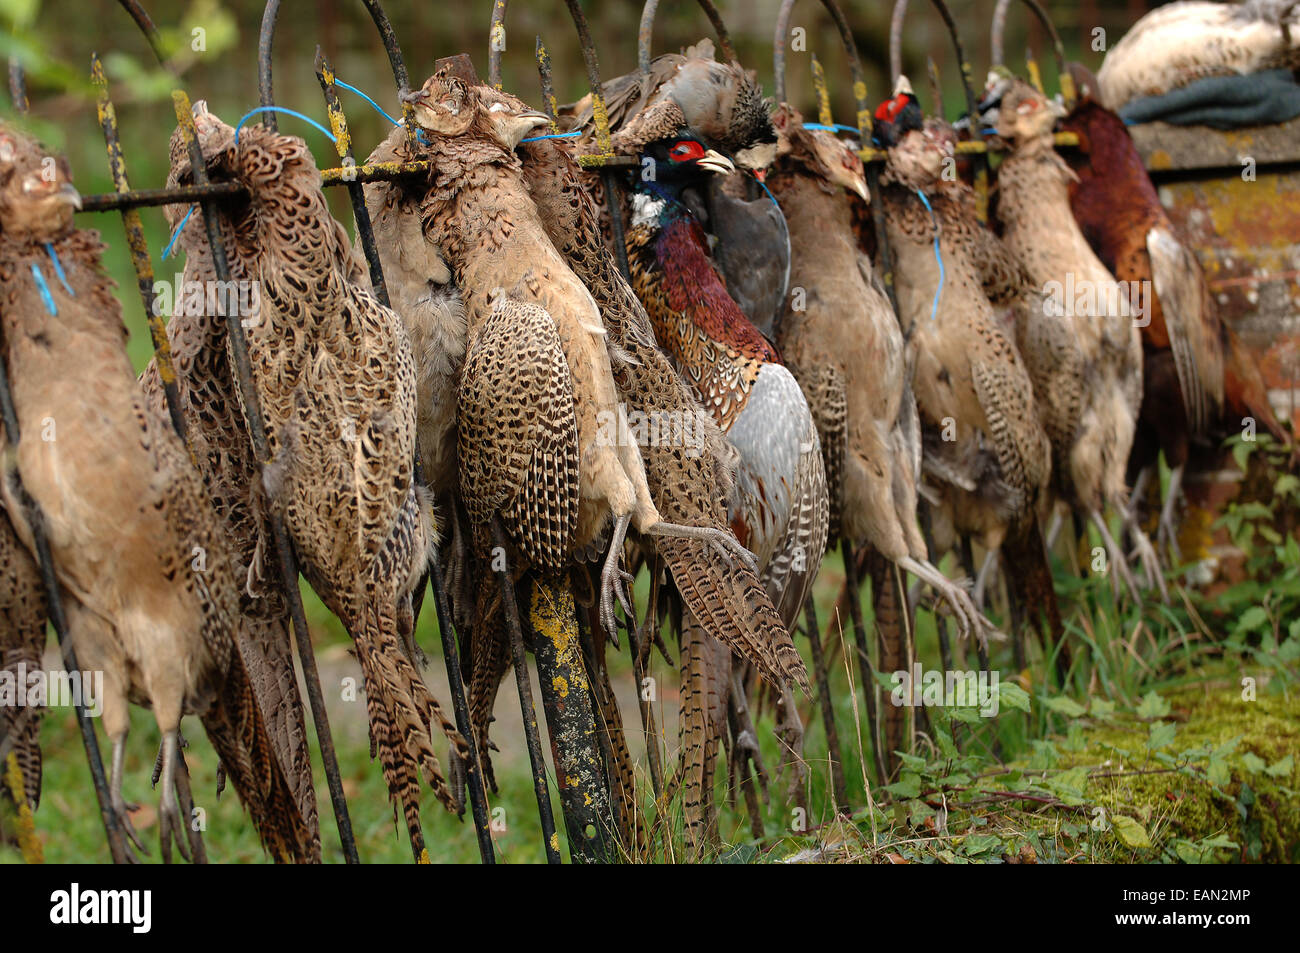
[697,149,735,176]
[849,177,869,203]
[58,183,82,210]
[400,87,429,104]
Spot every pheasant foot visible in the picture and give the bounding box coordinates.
[599,513,637,644]
[773,684,807,805]
[971,549,1000,612]
[150,728,187,787]
[1156,465,1184,566]
[1126,520,1170,603]
[158,731,191,864]
[1091,510,1142,603]
[645,522,759,576]
[110,734,145,862]
[727,668,770,808]
[901,556,999,648]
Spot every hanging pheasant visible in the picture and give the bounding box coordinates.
[872,86,1062,662]
[767,104,999,758]
[987,78,1166,602]
[0,131,314,862]
[140,120,320,857]
[1059,63,1291,561]
[620,123,826,844]
[403,68,767,641]
[170,104,464,859]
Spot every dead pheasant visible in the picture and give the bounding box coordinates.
[490,88,811,841]
[139,128,320,857]
[403,68,761,644]
[987,78,1166,602]
[563,38,777,169]
[768,105,1001,757]
[170,104,464,859]
[621,126,827,842]
[0,132,313,862]
[872,89,1062,663]
[1059,63,1290,560]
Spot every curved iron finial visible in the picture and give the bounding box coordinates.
[258,0,417,146]
[773,0,871,134]
[991,0,1074,107]
[638,0,738,76]
[887,0,979,123]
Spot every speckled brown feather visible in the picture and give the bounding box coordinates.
[173,108,463,858]
[0,508,46,811]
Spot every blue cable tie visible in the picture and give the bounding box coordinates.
[162,204,196,260]
[234,106,337,145]
[30,262,57,316]
[915,188,943,322]
[42,244,75,296]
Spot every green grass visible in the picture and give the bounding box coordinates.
[7,527,1296,864]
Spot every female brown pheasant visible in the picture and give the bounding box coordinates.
[0,131,313,862]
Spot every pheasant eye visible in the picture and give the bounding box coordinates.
[669,141,705,162]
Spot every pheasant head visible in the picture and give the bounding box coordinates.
[404,68,549,151]
[991,79,1062,145]
[771,104,868,202]
[0,134,80,244]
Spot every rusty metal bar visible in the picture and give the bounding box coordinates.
[90,53,189,448]
[811,54,834,128]
[8,59,28,112]
[75,159,432,212]
[926,56,944,116]
[803,592,847,808]
[359,0,418,150]
[528,576,615,863]
[843,540,886,787]
[638,0,737,75]
[492,519,562,864]
[535,36,559,131]
[992,0,1074,108]
[489,0,509,89]
[114,0,359,863]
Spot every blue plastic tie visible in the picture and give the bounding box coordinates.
[332,78,403,126]
[331,76,429,144]
[802,122,861,135]
[915,188,943,322]
[519,131,582,143]
[757,177,780,209]
[42,244,75,297]
[162,204,196,260]
[234,106,337,145]
[30,263,57,316]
